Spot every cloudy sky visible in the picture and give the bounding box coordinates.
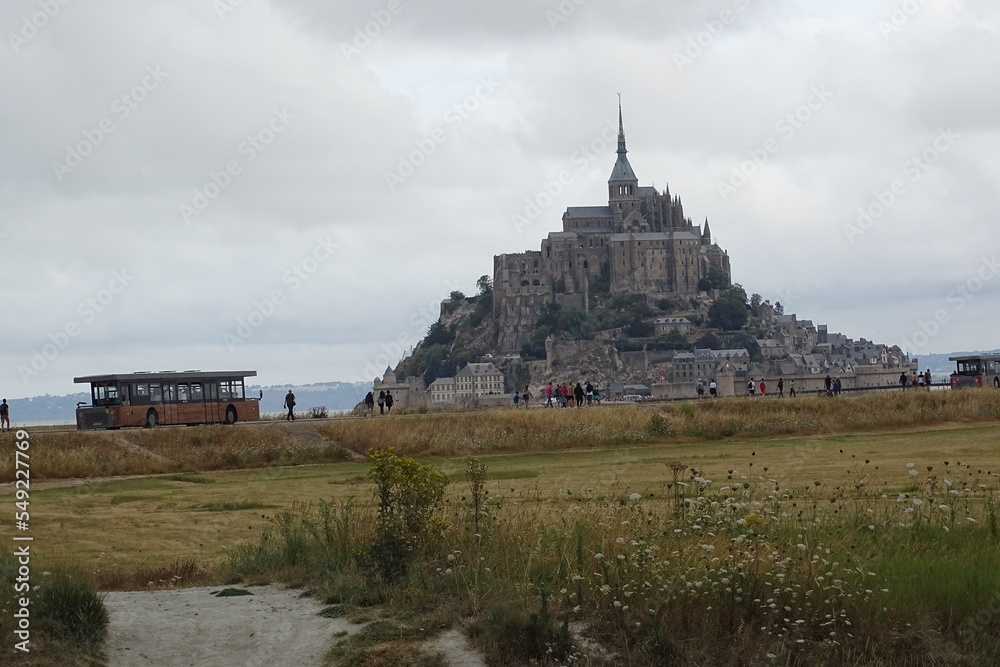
[2,0,998,399]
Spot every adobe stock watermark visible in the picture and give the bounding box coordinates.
[878,0,928,39]
[383,77,501,191]
[51,65,169,183]
[512,117,617,235]
[17,269,134,383]
[7,0,72,53]
[673,0,752,72]
[213,0,245,21]
[223,235,339,350]
[354,277,464,382]
[900,253,1000,353]
[179,107,294,223]
[340,0,413,62]
[843,127,959,244]
[716,84,834,201]
[958,589,1000,646]
[545,0,588,30]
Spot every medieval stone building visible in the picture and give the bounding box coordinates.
[493,105,731,351]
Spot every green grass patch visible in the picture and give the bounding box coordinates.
[214,588,253,597]
[193,500,273,512]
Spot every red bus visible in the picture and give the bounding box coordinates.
[75,370,261,429]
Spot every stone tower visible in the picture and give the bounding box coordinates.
[608,100,639,213]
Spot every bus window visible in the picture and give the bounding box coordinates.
[233,379,244,399]
[191,383,203,401]
[165,384,177,402]
[150,383,162,402]
[178,384,190,402]
[93,383,120,406]
[206,382,219,400]
[136,383,149,397]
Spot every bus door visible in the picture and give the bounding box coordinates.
[161,383,180,424]
[205,381,222,422]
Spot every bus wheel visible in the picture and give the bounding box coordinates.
[146,409,159,428]
[225,407,237,424]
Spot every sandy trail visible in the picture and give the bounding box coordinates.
[104,584,362,667]
[104,584,488,666]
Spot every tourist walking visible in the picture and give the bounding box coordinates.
[561,383,571,407]
[759,379,766,396]
[574,382,585,407]
[899,373,907,391]
[696,380,705,399]
[789,379,796,397]
[777,377,784,398]
[283,390,296,421]
[833,377,842,396]
[709,380,717,398]
[513,391,521,408]
[747,378,755,396]
[585,381,594,406]
[384,390,394,414]
[363,391,375,417]
[378,390,386,414]
[824,375,832,396]
[0,399,9,431]
[545,382,554,407]
[523,386,532,407]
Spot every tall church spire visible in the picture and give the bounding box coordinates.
[608,96,638,206]
[617,98,628,155]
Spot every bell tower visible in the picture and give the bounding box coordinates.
[608,97,639,211]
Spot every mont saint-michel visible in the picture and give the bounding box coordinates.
[386,106,913,408]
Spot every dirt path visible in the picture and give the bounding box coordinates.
[104,584,363,666]
[104,584,488,666]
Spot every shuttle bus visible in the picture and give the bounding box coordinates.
[75,370,260,429]
[948,354,1000,389]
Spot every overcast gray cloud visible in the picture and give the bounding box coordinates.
[2,0,999,398]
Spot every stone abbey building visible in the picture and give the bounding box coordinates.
[493,106,732,351]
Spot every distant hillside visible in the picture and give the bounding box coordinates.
[7,380,370,424]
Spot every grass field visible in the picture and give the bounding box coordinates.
[4,391,1000,665]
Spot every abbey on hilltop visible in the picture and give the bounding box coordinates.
[492,103,731,351]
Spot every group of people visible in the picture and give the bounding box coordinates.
[535,381,602,408]
[743,377,796,398]
[900,370,934,390]
[362,389,394,416]
[695,380,720,398]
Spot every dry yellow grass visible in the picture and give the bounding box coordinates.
[13,420,1000,583]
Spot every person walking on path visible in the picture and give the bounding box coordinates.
[899,373,907,391]
[513,391,521,408]
[709,380,717,398]
[384,390,394,414]
[824,375,833,396]
[544,382,554,407]
[377,390,386,415]
[283,390,296,421]
[573,382,585,407]
[363,391,375,417]
[523,386,531,407]
[561,383,572,407]
[759,379,767,397]
[0,399,9,432]
[585,381,594,406]
[748,379,755,397]
[789,379,796,397]
[777,378,784,398]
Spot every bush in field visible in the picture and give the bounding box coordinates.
[0,558,108,649]
[363,447,449,581]
[308,406,329,419]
